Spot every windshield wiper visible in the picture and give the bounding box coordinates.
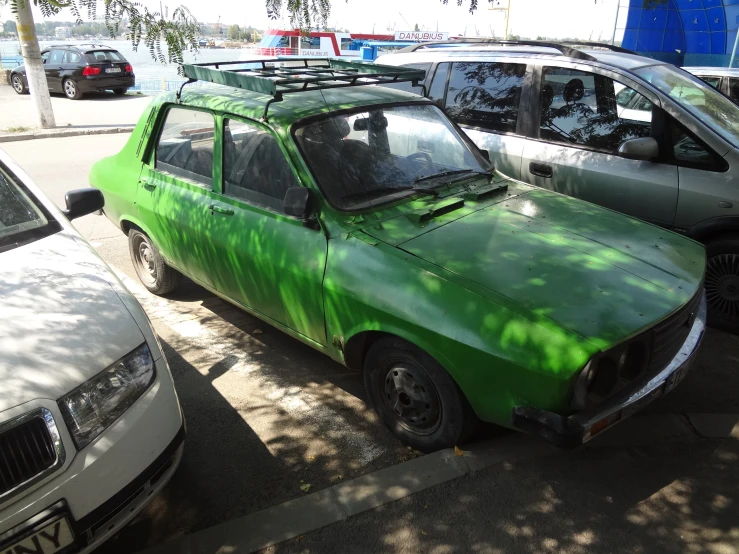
[341,186,439,203]
[413,169,490,185]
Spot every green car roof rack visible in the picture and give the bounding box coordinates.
[178,58,426,121]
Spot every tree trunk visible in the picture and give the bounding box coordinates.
[14,0,55,128]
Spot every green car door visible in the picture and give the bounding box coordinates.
[204,116,328,345]
[136,105,220,288]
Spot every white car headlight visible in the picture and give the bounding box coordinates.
[58,343,155,450]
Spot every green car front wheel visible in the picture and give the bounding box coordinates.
[364,336,478,452]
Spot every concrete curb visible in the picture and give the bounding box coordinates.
[0,126,134,143]
[137,412,739,554]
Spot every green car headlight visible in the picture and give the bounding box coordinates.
[58,343,156,450]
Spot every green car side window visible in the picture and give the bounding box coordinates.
[155,107,215,188]
[222,118,299,212]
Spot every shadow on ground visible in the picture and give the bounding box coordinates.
[266,439,739,554]
[99,275,739,554]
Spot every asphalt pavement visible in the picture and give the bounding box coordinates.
[0,85,150,132]
[2,135,739,553]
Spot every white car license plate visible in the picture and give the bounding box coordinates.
[105,67,121,73]
[4,516,75,554]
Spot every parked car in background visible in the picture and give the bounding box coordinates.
[377,41,739,332]
[684,66,739,105]
[91,59,706,453]
[0,149,183,553]
[10,44,135,100]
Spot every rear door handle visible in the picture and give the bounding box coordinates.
[529,162,553,178]
[210,204,234,216]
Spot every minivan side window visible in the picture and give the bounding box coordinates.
[699,76,721,90]
[381,63,431,94]
[155,107,215,188]
[539,67,652,153]
[445,62,526,134]
[222,119,299,212]
[730,78,739,104]
[428,63,450,107]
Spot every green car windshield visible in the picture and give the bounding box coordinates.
[294,104,491,211]
[633,64,739,147]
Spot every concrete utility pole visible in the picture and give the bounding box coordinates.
[14,0,55,128]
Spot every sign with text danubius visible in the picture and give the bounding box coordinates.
[394,31,449,41]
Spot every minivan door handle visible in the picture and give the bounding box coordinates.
[529,162,553,178]
[209,204,234,216]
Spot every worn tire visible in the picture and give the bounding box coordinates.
[705,236,739,334]
[128,229,182,295]
[363,337,477,452]
[11,74,27,95]
[63,78,83,100]
[113,88,128,95]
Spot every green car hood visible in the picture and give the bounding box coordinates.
[363,187,705,349]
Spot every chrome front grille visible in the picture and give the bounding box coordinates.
[649,288,703,374]
[0,409,65,502]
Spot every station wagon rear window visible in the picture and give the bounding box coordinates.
[86,50,125,62]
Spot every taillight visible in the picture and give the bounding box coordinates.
[82,66,101,76]
[124,64,133,73]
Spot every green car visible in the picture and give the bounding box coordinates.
[90,59,707,452]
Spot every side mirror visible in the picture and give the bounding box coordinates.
[284,186,313,216]
[284,187,320,230]
[353,118,368,132]
[62,188,104,221]
[618,137,659,161]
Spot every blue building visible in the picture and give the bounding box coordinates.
[622,0,739,67]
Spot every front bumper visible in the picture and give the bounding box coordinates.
[0,355,183,553]
[512,293,707,448]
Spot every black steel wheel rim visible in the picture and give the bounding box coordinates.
[382,364,441,435]
[706,253,739,321]
[132,234,157,286]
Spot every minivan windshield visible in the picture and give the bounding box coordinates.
[633,64,739,146]
[0,163,58,250]
[295,104,492,210]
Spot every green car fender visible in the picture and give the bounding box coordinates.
[324,235,599,426]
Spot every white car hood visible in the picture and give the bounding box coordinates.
[0,230,146,413]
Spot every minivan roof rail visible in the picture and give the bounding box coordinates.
[179,57,426,120]
[399,39,610,61]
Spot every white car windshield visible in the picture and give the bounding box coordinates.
[633,64,739,147]
[0,163,55,249]
[294,104,492,210]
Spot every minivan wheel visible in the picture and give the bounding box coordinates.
[11,74,27,94]
[363,337,478,452]
[705,237,739,333]
[63,78,83,100]
[129,229,182,295]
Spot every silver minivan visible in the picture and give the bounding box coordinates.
[378,41,739,332]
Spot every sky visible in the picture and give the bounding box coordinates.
[2,0,628,42]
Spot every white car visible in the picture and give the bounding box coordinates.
[0,149,184,553]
